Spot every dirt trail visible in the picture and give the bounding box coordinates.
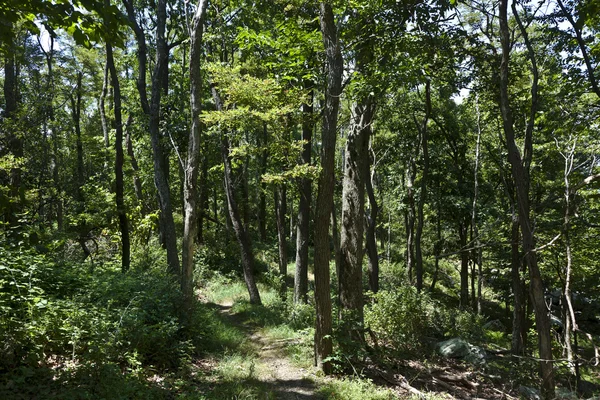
[217,300,322,399]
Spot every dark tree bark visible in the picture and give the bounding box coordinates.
[197,156,208,244]
[258,124,268,242]
[331,200,342,291]
[414,80,431,292]
[71,71,84,205]
[499,0,554,397]
[212,87,261,305]
[472,95,483,314]
[182,0,209,306]
[314,2,343,374]
[365,142,379,294]
[123,0,180,276]
[510,206,527,355]
[106,35,131,272]
[294,87,313,304]
[405,161,417,282]
[429,182,442,293]
[275,185,288,297]
[459,221,470,308]
[100,63,110,150]
[555,0,600,99]
[338,96,373,336]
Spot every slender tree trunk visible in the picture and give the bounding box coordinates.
[459,222,470,309]
[430,182,442,293]
[471,95,483,314]
[258,123,268,241]
[415,80,431,292]
[197,156,208,244]
[123,0,180,276]
[331,200,342,291]
[106,37,131,272]
[559,139,579,379]
[222,133,261,305]
[556,0,600,99]
[499,1,554,396]
[242,150,250,230]
[294,87,313,304]
[314,2,343,374]
[212,87,261,305]
[365,142,379,293]
[275,185,288,297]
[71,71,85,205]
[100,64,110,150]
[406,163,416,282]
[182,0,209,306]
[511,209,527,355]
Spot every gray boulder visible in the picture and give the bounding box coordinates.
[436,338,487,365]
[518,386,541,400]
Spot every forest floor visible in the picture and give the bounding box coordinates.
[194,294,510,400]
[213,298,322,399]
[192,290,327,399]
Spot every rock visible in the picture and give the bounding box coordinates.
[518,385,541,400]
[556,387,578,399]
[437,338,471,359]
[483,319,505,331]
[464,343,487,365]
[436,338,487,365]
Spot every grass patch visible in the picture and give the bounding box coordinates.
[318,377,397,400]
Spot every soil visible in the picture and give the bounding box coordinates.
[215,299,323,400]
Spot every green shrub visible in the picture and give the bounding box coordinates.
[365,286,483,355]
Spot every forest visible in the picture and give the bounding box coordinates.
[1,0,600,399]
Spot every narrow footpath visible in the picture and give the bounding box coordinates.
[211,299,323,399]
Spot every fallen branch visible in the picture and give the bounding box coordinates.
[493,387,518,400]
[376,370,424,398]
[435,372,479,390]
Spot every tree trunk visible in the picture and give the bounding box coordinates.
[338,93,373,335]
[405,163,416,282]
[415,80,431,292]
[294,87,313,304]
[472,95,483,314]
[314,2,343,374]
[100,63,110,150]
[555,0,600,99]
[430,183,442,293]
[560,139,579,379]
[275,185,288,297]
[499,1,554,396]
[212,87,261,305]
[71,71,84,205]
[331,200,342,292]
[511,210,527,355]
[106,36,131,273]
[365,144,379,294]
[197,156,208,244]
[123,0,180,277]
[459,222,469,308]
[258,123,268,241]
[182,0,208,306]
